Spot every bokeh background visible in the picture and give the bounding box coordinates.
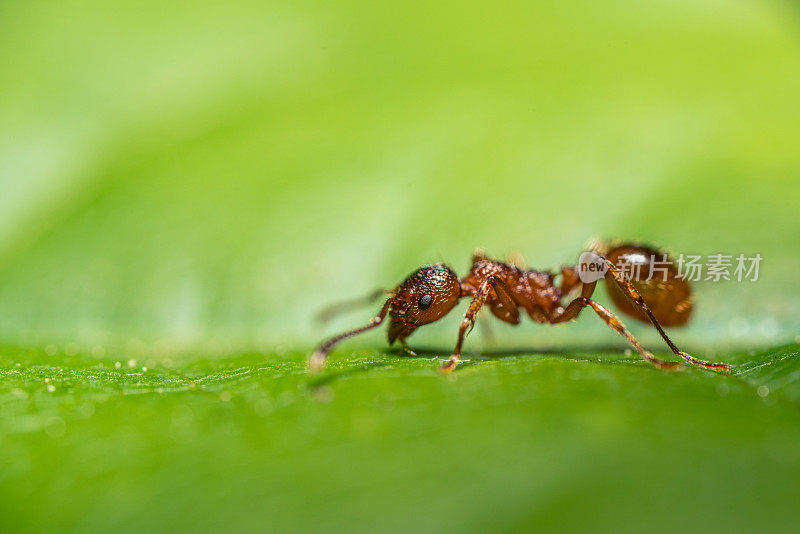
[2,0,800,354]
[2,0,800,532]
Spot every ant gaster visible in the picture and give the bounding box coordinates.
[309,242,731,374]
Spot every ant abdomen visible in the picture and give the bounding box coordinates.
[604,244,693,327]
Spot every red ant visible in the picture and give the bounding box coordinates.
[309,242,731,374]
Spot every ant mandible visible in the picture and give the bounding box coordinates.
[308,241,731,374]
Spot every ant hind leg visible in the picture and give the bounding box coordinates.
[550,297,683,371]
[550,286,682,370]
[586,298,682,370]
[604,261,730,373]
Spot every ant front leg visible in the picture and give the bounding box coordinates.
[604,261,730,373]
[399,338,417,357]
[440,276,518,374]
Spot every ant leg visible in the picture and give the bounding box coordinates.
[441,276,518,374]
[558,265,582,296]
[314,288,389,324]
[551,296,682,370]
[399,339,417,357]
[604,261,730,373]
[308,299,393,372]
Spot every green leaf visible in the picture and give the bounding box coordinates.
[2,345,799,532]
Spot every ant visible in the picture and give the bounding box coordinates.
[309,241,731,374]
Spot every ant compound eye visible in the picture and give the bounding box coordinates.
[418,294,432,310]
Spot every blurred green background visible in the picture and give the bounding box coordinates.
[1,0,799,532]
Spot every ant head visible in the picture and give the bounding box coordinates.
[604,244,693,327]
[388,264,461,343]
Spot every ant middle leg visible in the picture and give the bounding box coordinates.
[441,275,518,373]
